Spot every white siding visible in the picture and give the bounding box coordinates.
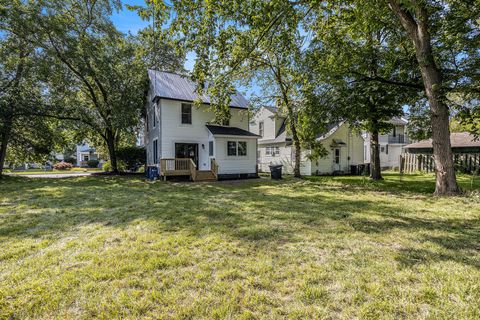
[250,108,277,140]
[311,124,364,175]
[148,98,255,173]
[214,137,257,174]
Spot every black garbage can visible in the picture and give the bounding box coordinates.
[269,165,283,179]
[350,165,358,175]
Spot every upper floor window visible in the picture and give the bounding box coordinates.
[153,106,157,128]
[259,121,264,137]
[181,103,192,124]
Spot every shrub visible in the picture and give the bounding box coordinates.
[102,160,126,173]
[86,160,99,168]
[53,162,73,170]
[116,146,146,172]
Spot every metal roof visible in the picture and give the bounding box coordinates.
[148,70,249,109]
[206,124,260,137]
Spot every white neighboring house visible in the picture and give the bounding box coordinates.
[250,107,365,175]
[145,70,259,180]
[363,117,410,169]
[76,143,101,167]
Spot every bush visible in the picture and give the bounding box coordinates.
[102,160,126,173]
[116,146,146,172]
[53,162,73,170]
[86,160,99,168]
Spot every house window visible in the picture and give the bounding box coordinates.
[83,155,89,162]
[334,148,340,164]
[153,139,158,164]
[209,141,214,156]
[274,146,280,156]
[181,103,192,124]
[238,141,247,156]
[227,141,237,156]
[266,147,272,156]
[380,146,385,153]
[386,145,389,155]
[259,121,264,137]
[153,106,157,128]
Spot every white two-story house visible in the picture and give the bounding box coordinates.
[250,107,365,175]
[363,117,410,169]
[145,70,259,181]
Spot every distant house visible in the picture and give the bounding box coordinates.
[364,117,410,169]
[145,70,259,181]
[250,106,365,175]
[76,143,101,167]
[404,132,480,154]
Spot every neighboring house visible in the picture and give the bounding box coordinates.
[363,117,410,169]
[76,143,101,167]
[404,132,480,154]
[250,106,365,175]
[145,70,259,181]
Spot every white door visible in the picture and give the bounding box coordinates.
[333,148,341,171]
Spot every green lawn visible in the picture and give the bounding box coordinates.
[0,173,479,319]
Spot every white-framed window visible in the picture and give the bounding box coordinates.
[227,141,247,156]
[227,141,237,156]
[181,103,192,124]
[266,147,272,156]
[259,121,264,137]
[274,146,280,156]
[334,148,340,164]
[209,141,214,157]
[238,141,247,156]
[153,106,157,128]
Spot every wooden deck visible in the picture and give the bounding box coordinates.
[159,158,219,182]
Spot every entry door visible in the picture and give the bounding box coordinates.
[334,148,341,171]
[175,143,198,167]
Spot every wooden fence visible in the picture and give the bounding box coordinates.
[400,153,480,174]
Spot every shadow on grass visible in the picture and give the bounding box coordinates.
[1,175,479,269]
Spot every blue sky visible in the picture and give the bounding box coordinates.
[110,1,259,98]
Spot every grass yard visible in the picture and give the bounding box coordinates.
[8,168,103,175]
[0,173,479,319]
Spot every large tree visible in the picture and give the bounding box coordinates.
[307,2,420,180]
[139,0,328,177]
[386,0,462,195]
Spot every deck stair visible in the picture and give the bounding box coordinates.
[194,170,216,182]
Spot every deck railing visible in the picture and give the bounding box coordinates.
[189,159,197,181]
[160,158,192,176]
[211,159,219,179]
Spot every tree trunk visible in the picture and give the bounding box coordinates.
[288,110,302,178]
[0,118,13,177]
[370,130,383,180]
[389,0,460,195]
[106,131,119,174]
[414,41,459,195]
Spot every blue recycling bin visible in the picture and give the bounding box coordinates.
[146,166,159,180]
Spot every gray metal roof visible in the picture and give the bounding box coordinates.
[148,70,249,109]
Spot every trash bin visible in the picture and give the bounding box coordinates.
[269,165,283,180]
[146,166,159,181]
[350,165,358,175]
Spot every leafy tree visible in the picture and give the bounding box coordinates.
[306,2,420,180]
[140,0,329,177]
